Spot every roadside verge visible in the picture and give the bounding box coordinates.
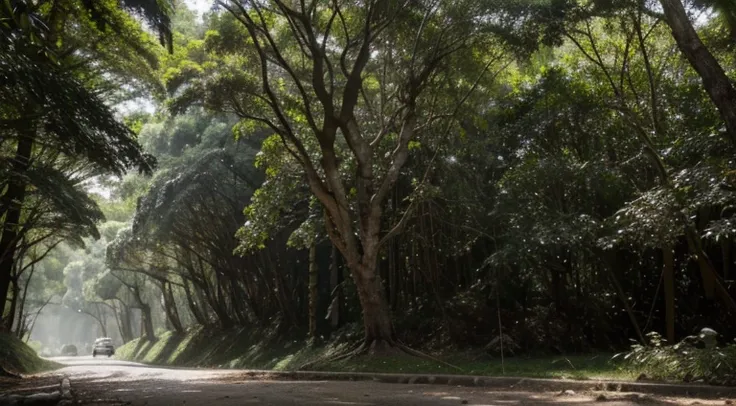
[0,333,60,376]
[224,369,736,399]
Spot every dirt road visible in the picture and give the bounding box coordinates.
[10,357,719,405]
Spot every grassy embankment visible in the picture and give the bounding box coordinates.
[115,327,635,380]
[0,333,60,375]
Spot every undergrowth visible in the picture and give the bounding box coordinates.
[619,331,736,385]
[115,326,632,380]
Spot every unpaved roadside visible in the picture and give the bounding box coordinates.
[2,357,731,406]
[65,378,733,406]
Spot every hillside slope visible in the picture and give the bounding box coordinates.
[115,328,630,380]
[0,333,59,376]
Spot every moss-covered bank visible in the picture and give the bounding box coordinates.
[0,333,59,375]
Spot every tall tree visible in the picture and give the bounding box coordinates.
[0,0,164,326]
[658,0,736,146]
[186,0,511,351]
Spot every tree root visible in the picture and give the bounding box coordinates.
[298,338,463,372]
[0,367,21,379]
[298,340,367,370]
[396,342,463,371]
[322,341,371,364]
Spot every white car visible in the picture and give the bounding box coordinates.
[92,337,115,358]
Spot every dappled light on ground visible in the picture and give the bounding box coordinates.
[8,357,716,406]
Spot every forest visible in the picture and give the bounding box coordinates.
[2,0,736,368]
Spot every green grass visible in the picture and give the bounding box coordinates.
[115,328,635,380]
[319,353,634,380]
[0,333,60,375]
[115,327,329,371]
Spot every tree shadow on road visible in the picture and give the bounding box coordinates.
[64,375,713,406]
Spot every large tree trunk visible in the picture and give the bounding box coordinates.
[228,275,249,325]
[167,282,184,332]
[24,296,51,341]
[323,193,399,347]
[117,302,134,343]
[203,275,233,329]
[161,281,183,334]
[659,0,736,146]
[607,259,646,345]
[121,308,134,343]
[0,132,33,326]
[183,280,207,325]
[353,259,394,345]
[194,283,211,321]
[308,244,318,338]
[14,297,25,338]
[388,239,398,311]
[4,278,19,332]
[684,225,736,312]
[212,298,233,330]
[88,306,108,337]
[99,314,108,337]
[328,244,342,329]
[140,303,155,341]
[14,265,34,337]
[663,246,676,343]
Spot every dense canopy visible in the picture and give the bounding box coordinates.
[2,0,736,378]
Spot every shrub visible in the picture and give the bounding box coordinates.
[619,331,736,385]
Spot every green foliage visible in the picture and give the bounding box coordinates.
[94,270,124,301]
[10,0,736,363]
[604,188,681,249]
[236,134,307,253]
[61,261,86,310]
[286,208,322,249]
[621,332,736,385]
[0,1,168,325]
[131,0,736,355]
[123,112,152,135]
[0,36,155,176]
[137,110,223,157]
[131,122,261,243]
